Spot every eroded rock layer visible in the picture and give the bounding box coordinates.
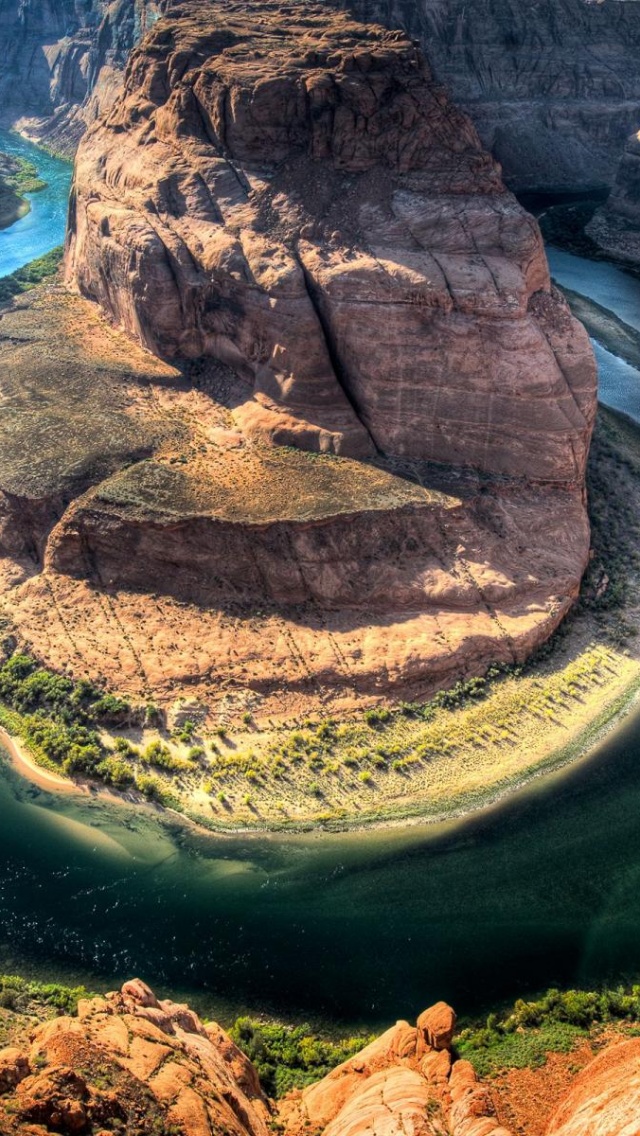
[65,0,596,481]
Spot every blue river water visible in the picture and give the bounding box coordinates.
[0,128,72,277]
[2,155,640,1029]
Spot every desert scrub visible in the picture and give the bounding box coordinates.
[0,974,92,1015]
[229,1017,374,1097]
[456,985,640,1077]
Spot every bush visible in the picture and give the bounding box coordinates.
[229,1018,373,1097]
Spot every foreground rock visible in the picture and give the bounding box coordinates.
[0,983,509,1136]
[545,1037,640,1136]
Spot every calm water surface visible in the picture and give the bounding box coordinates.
[3,702,640,1030]
[2,161,640,1028]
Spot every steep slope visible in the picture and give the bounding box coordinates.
[331,0,640,191]
[0,0,162,153]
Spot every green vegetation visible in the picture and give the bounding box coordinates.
[229,1017,374,1097]
[0,246,63,305]
[457,985,640,1077]
[0,973,91,1015]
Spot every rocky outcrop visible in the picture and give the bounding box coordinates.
[66,0,596,480]
[281,1002,510,1136]
[0,2,597,707]
[545,1037,640,1136]
[0,984,510,1136]
[333,0,640,192]
[0,978,273,1136]
[587,130,640,266]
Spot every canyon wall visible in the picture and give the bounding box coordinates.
[0,0,162,153]
[3,0,640,186]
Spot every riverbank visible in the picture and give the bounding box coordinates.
[0,150,46,229]
[3,405,640,834]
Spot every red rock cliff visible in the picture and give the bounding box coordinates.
[65,0,596,482]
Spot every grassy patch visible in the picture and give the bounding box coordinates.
[0,246,63,305]
[456,985,640,1077]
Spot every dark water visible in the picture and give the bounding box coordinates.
[2,700,640,1030]
[0,129,72,277]
[1,156,640,1029]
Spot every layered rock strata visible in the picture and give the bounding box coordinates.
[0,2,597,707]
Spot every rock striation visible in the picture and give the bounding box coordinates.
[0,1,597,708]
[65,0,596,479]
[545,1037,640,1136]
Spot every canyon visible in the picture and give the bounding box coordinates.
[0,0,597,717]
[4,0,640,193]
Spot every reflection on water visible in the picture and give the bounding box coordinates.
[0,129,72,277]
[547,245,640,335]
[3,697,640,1030]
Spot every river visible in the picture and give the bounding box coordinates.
[2,156,640,1030]
[0,129,71,277]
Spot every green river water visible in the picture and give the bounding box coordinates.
[2,152,640,1031]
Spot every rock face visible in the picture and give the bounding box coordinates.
[0,0,162,153]
[0,983,510,1136]
[587,130,640,266]
[0,2,597,707]
[545,1037,640,1136]
[333,0,640,192]
[66,0,596,480]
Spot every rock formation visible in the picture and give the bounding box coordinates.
[587,129,640,266]
[0,981,510,1136]
[545,1037,640,1136]
[65,0,595,478]
[0,1,596,710]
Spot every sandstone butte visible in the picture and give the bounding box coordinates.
[0,977,636,1136]
[0,0,597,715]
